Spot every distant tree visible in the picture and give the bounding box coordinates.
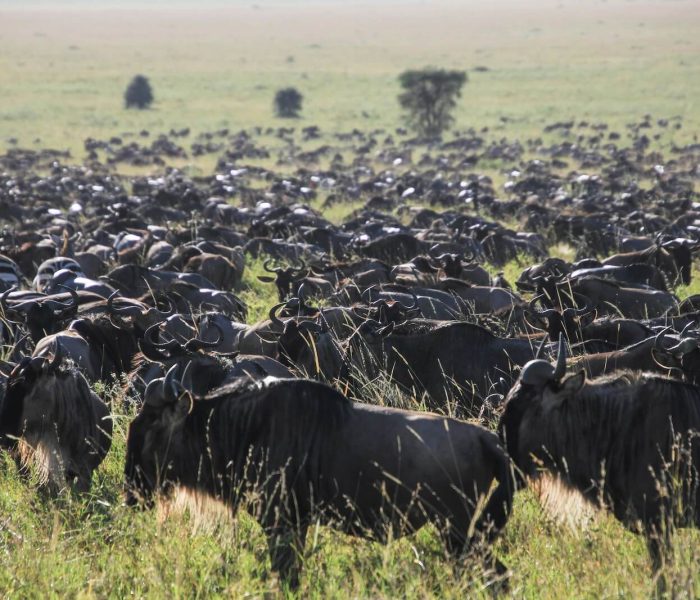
[124,75,154,110]
[398,68,467,138]
[274,87,303,118]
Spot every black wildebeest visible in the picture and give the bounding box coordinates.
[499,335,700,593]
[125,374,513,589]
[0,347,112,493]
[278,319,538,412]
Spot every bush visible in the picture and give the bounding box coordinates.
[274,87,303,118]
[398,68,467,139]
[124,75,154,110]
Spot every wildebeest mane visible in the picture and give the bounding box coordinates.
[177,378,351,507]
[1,362,110,490]
[529,371,700,520]
[71,315,138,375]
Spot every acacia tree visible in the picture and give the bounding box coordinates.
[124,75,154,109]
[398,68,467,138]
[274,87,303,118]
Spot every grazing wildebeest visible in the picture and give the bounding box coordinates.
[277,319,537,411]
[0,347,112,493]
[125,374,513,589]
[499,335,700,594]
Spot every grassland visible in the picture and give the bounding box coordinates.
[1,0,699,160]
[1,259,700,598]
[2,1,700,597]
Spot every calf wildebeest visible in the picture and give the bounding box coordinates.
[125,374,513,589]
[0,347,112,493]
[499,335,700,593]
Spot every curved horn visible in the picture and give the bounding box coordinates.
[50,340,63,369]
[654,327,672,350]
[295,257,307,272]
[553,333,567,380]
[0,286,17,315]
[149,296,174,319]
[527,295,557,318]
[269,303,286,328]
[668,337,699,355]
[263,258,281,273]
[184,322,223,352]
[180,360,193,394]
[52,284,79,315]
[297,282,309,304]
[107,291,143,319]
[163,363,180,401]
[143,323,182,353]
[397,291,419,311]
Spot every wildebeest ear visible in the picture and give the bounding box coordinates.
[561,371,585,395]
[542,371,585,410]
[257,276,276,283]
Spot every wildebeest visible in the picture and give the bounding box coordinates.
[0,347,112,493]
[277,318,537,412]
[125,374,513,589]
[499,335,700,593]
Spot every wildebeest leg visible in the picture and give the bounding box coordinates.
[264,523,308,591]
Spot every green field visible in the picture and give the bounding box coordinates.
[1,0,699,160]
[2,1,700,597]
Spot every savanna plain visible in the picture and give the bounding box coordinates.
[1,0,700,597]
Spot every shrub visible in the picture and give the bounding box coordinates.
[124,75,154,110]
[274,87,303,118]
[398,68,467,139]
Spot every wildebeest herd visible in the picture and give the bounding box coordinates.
[1,117,700,592]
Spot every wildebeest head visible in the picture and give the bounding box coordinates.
[257,258,307,301]
[276,317,348,381]
[525,294,593,342]
[0,346,112,493]
[124,364,190,506]
[106,291,173,334]
[498,334,581,480]
[1,285,79,343]
[661,239,700,286]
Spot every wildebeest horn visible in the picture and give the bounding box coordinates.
[668,337,699,355]
[107,291,143,318]
[149,297,174,319]
[50,340,63,369]
[0,287,17,315]
[654,327,671,350]
[50,284,79,315]
[163,363,180,401]
[263,258,282,273]
[295,258,307,272]
[527,295,557,318]
[143,323,182,353]
[398,291,419,311]
[553,333,567,380]
[297,282,309,304]
[521,333,566,385]
[269,302,286,328]
[184,323,223,352]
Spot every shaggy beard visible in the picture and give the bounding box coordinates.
[530,472,599,530]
